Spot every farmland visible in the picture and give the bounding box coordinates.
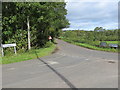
[61,29,119,52]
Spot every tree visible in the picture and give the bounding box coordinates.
[2,2,69,50]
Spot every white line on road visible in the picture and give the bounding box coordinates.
[47,61,59,65]
[7,68,16,71]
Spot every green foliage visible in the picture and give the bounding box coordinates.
[61,29,118,52]
[44,41,53,48]
[2,2,69,51]
[1,43,56,64]
[62,29,118,43]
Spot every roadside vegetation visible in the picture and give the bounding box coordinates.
[60,27,119,52]
[1,2,69,64]
[1,42,56,64]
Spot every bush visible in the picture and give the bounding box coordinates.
[44,41,53,48]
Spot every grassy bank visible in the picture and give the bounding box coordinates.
[1,43,56,64]
[105,41,118,44]
[60,29,118,52]
[63,39,118,52]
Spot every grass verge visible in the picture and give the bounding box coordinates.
[1,43,56,64]
[63,39,118,53]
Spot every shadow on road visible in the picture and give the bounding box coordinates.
[34,50,78,90]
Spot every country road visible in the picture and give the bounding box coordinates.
[2,39,118,88]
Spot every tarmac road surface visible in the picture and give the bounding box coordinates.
[2,39,118,88]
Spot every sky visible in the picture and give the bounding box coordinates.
[63,0,119,30]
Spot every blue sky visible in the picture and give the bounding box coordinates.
[63,0,119,30]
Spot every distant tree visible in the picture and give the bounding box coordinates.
[94,27,105,32]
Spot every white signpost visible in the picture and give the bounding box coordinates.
[1,43,17,56]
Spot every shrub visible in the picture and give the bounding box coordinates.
[44,41,53,48]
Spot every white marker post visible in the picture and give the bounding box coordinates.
[1,43,17,56]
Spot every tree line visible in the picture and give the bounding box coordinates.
[62,27,118,46]
[2,2,69,50]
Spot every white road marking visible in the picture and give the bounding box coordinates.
[7,68,15,71]
[47,61,59,65]
[85,59,89,60]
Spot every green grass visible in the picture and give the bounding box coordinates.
[63,39,118,52]
[1,43,56,64]
[105,41,118,44]
[73,42,117,52]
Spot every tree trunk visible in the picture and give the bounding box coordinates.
[27,16,31,50]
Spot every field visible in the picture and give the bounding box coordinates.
[61,30,119,52]
[105,41,118,44]
[63,39,118,52]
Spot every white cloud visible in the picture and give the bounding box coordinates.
[64,0,119,30]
